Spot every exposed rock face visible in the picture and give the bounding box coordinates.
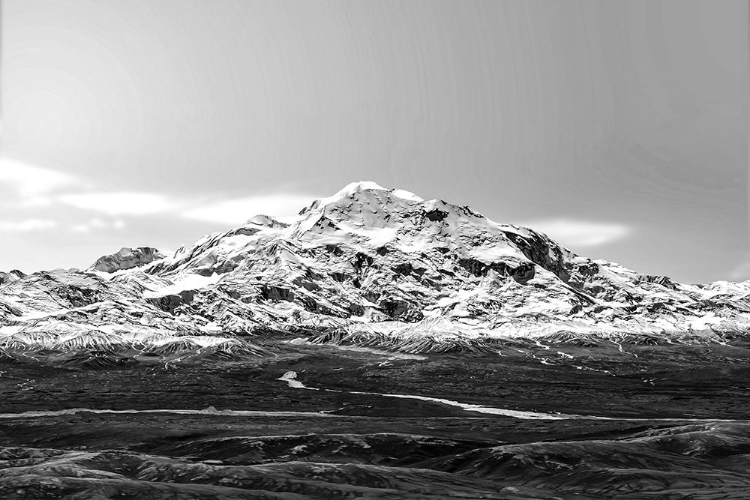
[91,247,166,273]
[0,270,25,285]
[2,181,750,350]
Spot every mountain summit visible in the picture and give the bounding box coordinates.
[1,182,749,353]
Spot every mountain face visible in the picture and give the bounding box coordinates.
[4,182,750,500]
[91,247,165,273]
[1,181,749,352]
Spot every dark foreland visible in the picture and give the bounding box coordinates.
[2,182,750,499]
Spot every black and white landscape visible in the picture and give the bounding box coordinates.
[2,182,750,499]
[2,1,748,498]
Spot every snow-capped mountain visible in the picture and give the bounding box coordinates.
[2,181,749,353]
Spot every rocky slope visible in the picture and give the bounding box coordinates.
[90,246,165,273]
[1,181,749,353]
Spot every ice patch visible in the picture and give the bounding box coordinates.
[338,223,398,247]
[689,312,722,330]
[279,371,318,390]
[14,309,70,322]
[143,273,221,298]
[467,242,520,262]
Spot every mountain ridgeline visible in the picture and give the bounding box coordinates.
[1,181,749,356]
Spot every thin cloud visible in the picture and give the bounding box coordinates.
[182,194,314,225]
[0,156,78,198]
[58,192,181,216]
[57,189,317,226]
[70,218,127,233]
[517,218,631,248]
[0,219,57,232]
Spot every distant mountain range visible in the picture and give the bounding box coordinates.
[2,181,749,354]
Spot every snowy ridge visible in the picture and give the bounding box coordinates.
[2,181,750,352]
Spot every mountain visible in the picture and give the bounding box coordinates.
[91,246,166,273]
[1,181,749,355]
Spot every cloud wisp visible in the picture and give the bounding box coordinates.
[0,156,78,197]
[70,218,127,233]
[182,194,313,225]
[58,192,182,216]
[0,219,58,232]
[0,155,319,235]
[59,191,314,225]
[2,159,633,247]
[516,218,632,248]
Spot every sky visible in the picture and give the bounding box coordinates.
[0,0,747,284]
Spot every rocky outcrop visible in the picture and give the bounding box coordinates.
[91,247,166,273]
[0,270,25,285]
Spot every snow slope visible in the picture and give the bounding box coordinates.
[2,181,750,350]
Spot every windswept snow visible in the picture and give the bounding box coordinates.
[467,242,519,262]
[143,273,221,298]
[279,371,316,390]
[392,188,424,202]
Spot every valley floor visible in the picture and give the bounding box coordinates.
[1,337,750,498]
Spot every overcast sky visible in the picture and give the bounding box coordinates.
[1,0,747,283]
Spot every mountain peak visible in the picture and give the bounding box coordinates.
[337,180,388,194]
[300,181,424,216]
[7,181,750,353]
